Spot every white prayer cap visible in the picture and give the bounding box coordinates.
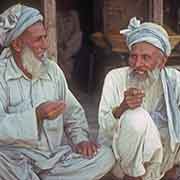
[120,17,171,56]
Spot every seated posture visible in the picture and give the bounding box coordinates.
[0,4,115,180]
[98,17,180,180]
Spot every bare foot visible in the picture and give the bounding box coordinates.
[163,166,177,180]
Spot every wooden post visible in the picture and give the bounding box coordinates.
[148,0,153,21]
[149,0,163,25]
[42,0,57,62]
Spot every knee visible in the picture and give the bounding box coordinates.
[120,107,150,135]
[97,145,115,168]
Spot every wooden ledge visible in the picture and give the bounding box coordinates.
[91,32,180,54]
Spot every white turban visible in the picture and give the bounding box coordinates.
[0,4,43,60]
[0,4,43,48]
[120,17,171,56]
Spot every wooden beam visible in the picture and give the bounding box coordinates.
[151,0,163,25]
[148,0,153,21]
[42,0,57,62]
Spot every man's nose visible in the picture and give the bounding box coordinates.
[41,37,48,49]
[134,57,143,68]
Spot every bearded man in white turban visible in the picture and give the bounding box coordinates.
[0,4,115,180]
[98,17,180,180]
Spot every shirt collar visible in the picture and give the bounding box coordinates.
[5,56,51,81]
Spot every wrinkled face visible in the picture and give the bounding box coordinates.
[20,22,48,61]
[128,42,167,78]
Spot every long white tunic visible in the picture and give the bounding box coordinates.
[0,57,115,180]
[98,66,180,179]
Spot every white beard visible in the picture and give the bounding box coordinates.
[21,46,47,79]
[128,68,161,91]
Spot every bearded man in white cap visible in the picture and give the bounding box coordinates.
[0,4,115,180]
[98,17,180,180]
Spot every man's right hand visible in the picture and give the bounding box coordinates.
[36,100,66,121]
[112,88,145,119]
[123,87,145,109]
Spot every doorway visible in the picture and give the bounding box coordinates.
[56,0,102,92]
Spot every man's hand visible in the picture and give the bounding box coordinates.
[123,87,145,109]
[112,88,145,119]
[36,100,66,121]
[75,141,100,158]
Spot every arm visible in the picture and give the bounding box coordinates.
[40,61,98,157]
[112,101,128,119]
[64,89,99,157]
[54,63,89,145]
[98,71,124,133]
[55,64,99,156]
[64,89,89,144]
[99,69,144,130]
[112,88,144,118]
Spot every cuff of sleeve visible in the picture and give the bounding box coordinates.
[71,132,89,145]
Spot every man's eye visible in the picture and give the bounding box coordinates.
[143,55,150,61]
[130,54,136,59]
[34,37,41,43]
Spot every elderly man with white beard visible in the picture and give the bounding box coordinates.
[98,17,180,180]
[0,4,115,180]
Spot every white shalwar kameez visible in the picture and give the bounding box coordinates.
[98,66,180,180]
[0,57,115,180]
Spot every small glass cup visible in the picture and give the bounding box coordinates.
[126,71,144,91]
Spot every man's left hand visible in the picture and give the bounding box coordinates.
[75,141,100,158]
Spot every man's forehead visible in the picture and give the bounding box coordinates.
[131,42,160,52]
[26,21,46,33]
[17,22,46,41]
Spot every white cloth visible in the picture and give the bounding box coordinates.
[120,17,171,56]
[0,4,43,47]
[0,57,115,179]
[98,67,180,179]
[0,4,43,61]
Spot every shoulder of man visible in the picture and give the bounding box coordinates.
[103,66,129,86]
[165,66,180,77]
[164,67,180,86]
[106,66,129,79]
[45,58,66,79]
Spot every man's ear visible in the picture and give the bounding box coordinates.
[11,39,23,53]
[158,55,168,69]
